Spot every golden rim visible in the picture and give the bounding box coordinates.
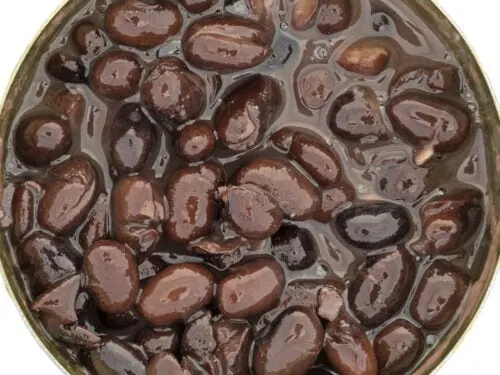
[0,1,499,374]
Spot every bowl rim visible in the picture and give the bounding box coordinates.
[0,0,499,374]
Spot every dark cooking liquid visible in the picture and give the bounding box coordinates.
[1,0,489,374]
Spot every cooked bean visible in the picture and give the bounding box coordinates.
[41,314,101,349]
[214,319,253,375]
[72,21,108,57]
[291,0,319,31]
[79,195,110,250]
[179,0,216,13]
[136,327,180,358]
[317,0,351,35]
[176,121,216,162]
[338,42,390,76]
[297,67,334,109]
[11,181,41,243]
[147,352,183,375]
[271,225,317,271]
[315,183,354,223]
[47,51,86,83]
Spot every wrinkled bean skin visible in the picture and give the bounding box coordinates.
[318,286,344,322]
[236,159,320,220]
[270,225,317,271]
[335,203,411,250]
[291,0,319,31]
[315,184,354,223]
[176,121,216,162]
[329,86,386,141]
[220,184,284,239]
[165,164,222,244]
[15,115,72,167]
[253,307,324,375]
[18,231,80,295]
[141,58,206,125]
[12,181,41,243]
[32,274,81,325]
[91,51,143,99]
[47,51,86,83]
[317,0,352,35]
[325,316,378,375]
[41,313,101,349]
[79,196,110,250]
[218,258,285,319]
[105,0,182,49]
[391,64,460,96]
[147,352,183,375]
[179,0,216,13]
[349,249,416,327]
[297,67,334,109]
[136,328,180,358]
[138,263,215,326]
[215,76,281,151]
[387,93,471,153]
[338,42,390,76]
[412,189,483,255]
[38,156,97,235]
[84,337,146,375]
[46,89,85,126]
[374,320,424,375]
[214,319,253,375]
[108,103,156,176]
[72,21,108,57]
[84,240,140,314]
[183,15,272,72]
[113,176,166,253]
[289,132,342,186]
[410,261,470,330]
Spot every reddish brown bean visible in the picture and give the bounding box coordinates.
[215,76,281,151]
[220,184,284,239]
[136,328,180,358]
[338,42,390,76]
[138,263,214,326]
[141,57,206,125]
[410,261,470,330]
[38,156,97,234]
[79,195,110,250]
[235,159,320,220]
[15,115,72,167]
[318,285,344,322]
[247,0,277,36]
[11,181,41,243]
[217,258,285,319]
[91,50,143,99]
[297,67,334,109]
[317,0,352,35]
[147,352,183,375]
[84,337,146,375]
[84,240,140,314]
[270,225,317,271]
[47,51,86,83]
[46,88,86,126]
[412,189,482,255]
[390,64,460,96]
[179,0,216,13]
[176,121,216,162]
[108,103,157,176]
[214,319,253,375]
[41,314,101,349]
[72,21,108,57]
[374,320,424,374]
[183,15,272,72]
[329,86,387,141]
[315,183,354,223]
[289,132,342,186]
[376,161,429,203]
[348,249,416,327]
[325,316,378,375]
[32,274,81,325]
[165,164,222,243]
[253,307,324,375]
[113,176,166,253]
[387,93,471,154]
[99,309,141,330]
[18,231,80,295]
[291,0,319,31]
[105,0,182,49]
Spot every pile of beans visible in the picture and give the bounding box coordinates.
[4,0,487,374]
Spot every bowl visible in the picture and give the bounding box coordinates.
[0,0,499,374]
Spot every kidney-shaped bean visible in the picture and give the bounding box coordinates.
[38,156,97,235]
[11,181,41,243]
[218,258,285,319]
[183,15,272,72]
[84,240,140,314]
[349,248,416,327]
[215,76,281,151]
[253,307,324,375]
[138,263,215,326]
[236,159,320,220]
[165,164,222,243]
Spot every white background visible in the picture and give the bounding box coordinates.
[0,0,498,374]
